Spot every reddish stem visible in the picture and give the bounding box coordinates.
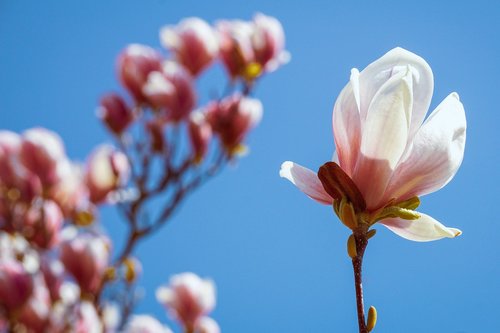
[352,233,368,333]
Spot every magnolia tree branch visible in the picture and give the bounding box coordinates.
[352,233,369,333]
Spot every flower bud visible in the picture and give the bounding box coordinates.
[125,315,173,333]
[195,317,220,333]
[74,301,103,333]
[206,94,263,154]
[98,93,134,135]
[40,258,64,302]
[252,13,289,73]
[123,257,142,284]
[217,20,255,80]
[60,229,110,294]
[117,44,163,103]
[0,259,34,310]
[142,61,196,122]
[18,274,51,332]
[85,145,130,203]
[156,272,216,331]
[20,128,67,187]
[160,17,219,76]
[22,200,63,249]
[188,111,212,163]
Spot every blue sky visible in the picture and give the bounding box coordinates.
[1,0,499,332]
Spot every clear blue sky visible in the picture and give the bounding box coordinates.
[1,1,499,332]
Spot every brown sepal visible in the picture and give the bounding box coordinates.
[318,162,366,212]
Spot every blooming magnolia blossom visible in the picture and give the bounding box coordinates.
[142,61,197,122]
[60,228,110,293]
[217,13,289,81]
[188,111,213,163]
[160,17,219,76]
[206,94,263,155]
[280,47,466,242]
[85,144,130,203]
[156,272,216,331]
[195,316,220,333]
[117,44,163,103]
[125,315,173,333]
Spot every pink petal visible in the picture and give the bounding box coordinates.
[358,47,434,138]
[384,93,466,201]
[380,213,462,242]
[279,161,332,205]
[332,69,362,176]
[352,67,413,209]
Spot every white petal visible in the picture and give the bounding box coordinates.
[352,68,413,208]
[332,68,362,176]
[380,213,462,242]
[358,47,434,138]
[384,93,466,201]
[279,161,332,204]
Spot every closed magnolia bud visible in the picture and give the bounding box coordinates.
[160,17,219,76]
[20,128,67,187]
[40,258,64,302]
[0,130,21,183]
[216,20,255,79]
[206,94,263,154]
[125,315,173,333]
[22,200,63,249]
[98,93,134,134]
[142,61,196,122]
[117,44,163,103]
[195,317,220,333]
[60,229,110,294]
[156,272,216,331]
[74,301,103,333]
[85,145,130,203]
[188,111,212,163]
[0,260,34,310]
[18,274,51,332]
[252,13,289,73]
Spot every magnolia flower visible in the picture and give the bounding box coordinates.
[142,61,196,122]
[117,44,163,103]
[85,145,130,203]
[156,272,216,331]
[217,13,289,81]
[188,111,213,163]
[98,93,134,135]
[206,94,263,155]
[160,17,219,76]
[195,317,220,333]
[280,47,466,242]
[125,315,173,333]
[60,228,110,293]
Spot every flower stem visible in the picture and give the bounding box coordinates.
[352,233,369,333]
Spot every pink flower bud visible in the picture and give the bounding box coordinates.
[142,61,196,122]
[22,200,63,249]
[49,161,91,219]
[188,111,212,163]
[40,258,64,302]
[18,273,51,332]
[20,128,67,187]
[195,317,220,333]
[0,259,34,310]
[206,94,263,154]
[217,20,255,79]
[60,229,110,294]
[85,145,130,203]
[117,44,163,103]
[160,17,219,76]
[251,13,289,73]
[125,315,173,333]
[98,93,134,134]
[0,131,22,182]
[156,272,216,331]
[75,301,103,333]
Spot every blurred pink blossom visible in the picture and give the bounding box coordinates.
[188,111,213,163]
[98,93,135,135]
[156,272,216,331]
[160,17,219,76]
[125,315,173,333]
